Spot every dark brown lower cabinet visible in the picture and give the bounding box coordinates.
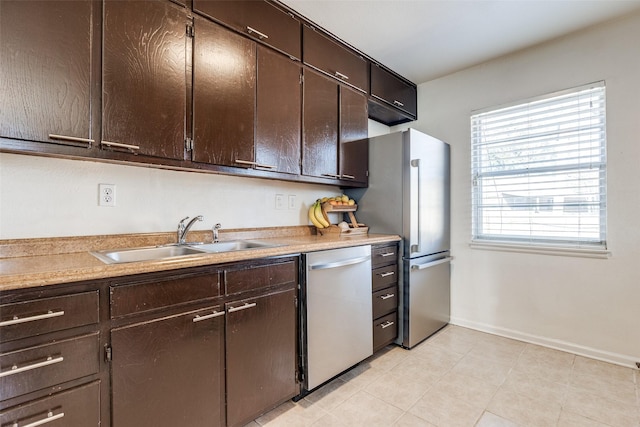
[0,380,100,427]
[110,305,225,427]
[225,288,298,427]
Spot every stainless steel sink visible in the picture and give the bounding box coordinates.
[91,240,282,264]
[189,240,281,253]
[91,245,208,264]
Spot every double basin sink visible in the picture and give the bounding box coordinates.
[91,240,281,264]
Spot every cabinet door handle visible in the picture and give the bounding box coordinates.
[192,310,225,323]
[380,320,395,329]
[335,71,349,80]
[379,271,395,278]
[0,310,65,327]
[101,140,140,152]
[379,252,396,257]
[321,173,341,179]
[246,26,269,39]
[234,159,275,169]
[228,302,257,313]
[48,134,94,147]
[15,411,65,427]
[0,356,64,378]
[340,174,355,180]
[393,100,405,107]
[380,293,395,300]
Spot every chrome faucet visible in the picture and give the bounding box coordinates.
[177,215,204,245]
[213,223,222,243]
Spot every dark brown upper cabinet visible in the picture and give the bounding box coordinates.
[340,87,369,184]
[302,70,368,184]
[302,25,368,94]
[368,63,417,125]
[0,0,94,149]
[102,0,187,160]
[192,16,256,168]
[193,0,301,60]
[256,46,302,175]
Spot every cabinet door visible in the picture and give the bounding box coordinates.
[339,86,368,184]
[192,16,255,168]
[370,64,417,117]
[0,0,93,148]
[302,25,368,93]
[302,71,339,179]
[226,289,297,427]
[255,47,301,175]
[193,0,301,59]
[102,0,186,159]
[111,306,225,427]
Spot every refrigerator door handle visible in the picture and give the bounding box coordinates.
[410,158,421,254]
[411,257,453,270]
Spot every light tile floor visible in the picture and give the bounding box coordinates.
[246,325,640,427]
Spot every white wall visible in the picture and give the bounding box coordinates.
[396,12,640,365]
[0,120,388,239]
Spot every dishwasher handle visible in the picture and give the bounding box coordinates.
[410,256,453,271]
[308,255,370,271]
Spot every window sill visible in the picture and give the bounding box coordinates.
[469,240,611,259]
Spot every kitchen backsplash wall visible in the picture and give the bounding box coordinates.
[0,120,389,239]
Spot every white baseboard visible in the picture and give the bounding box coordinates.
[450,316,639,369]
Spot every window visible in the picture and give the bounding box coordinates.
[471,82,607,252]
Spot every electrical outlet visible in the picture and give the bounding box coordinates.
[99,184,116,207]
[275,194,285,210]
[288,195,296,209]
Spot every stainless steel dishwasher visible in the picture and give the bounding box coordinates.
[301,245,373,392]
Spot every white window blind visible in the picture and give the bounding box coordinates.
[471,82,607,250]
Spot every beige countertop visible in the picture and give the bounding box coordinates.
[0,226,400,292]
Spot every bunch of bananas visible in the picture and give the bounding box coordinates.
[308,200,330,229]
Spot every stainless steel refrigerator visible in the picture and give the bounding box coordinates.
[347,129,451,349]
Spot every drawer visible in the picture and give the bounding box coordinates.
[111,271,220,318]
[371,244,398,269]
[0,332,100,402]
[0,380,100,426]
[0,291,99,343]
[372,286,398,319]
[224,258,297,295]
[372,264,397,292]
[373,312,397,352]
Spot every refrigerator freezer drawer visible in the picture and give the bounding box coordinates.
[403,256,451,348]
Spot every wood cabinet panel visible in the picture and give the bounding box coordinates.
[111,305,225,427]
[102,0,186,159]
[223,258,297,295]
[255,47,302,175]
[0,0,93,148]
[340,87,368,183]
[225,288,297,427]
[0,381,100,427]
[192,16,256,167]
[193,0,301,59]
[370,64,417,117]
[302,25,367,93]
[0,291,99,343]
[0,332,99,402]
[302,70,339,179]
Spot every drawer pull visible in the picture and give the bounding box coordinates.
[100,140,140,152]
[234,159,275,169]
[228,302,257,313]
[393,100,405,107]
[340,174,355,180]
[379,293,395,300]
[14,411,65,427]
[379,271,395,278]
[0,310,65,327]
[192,310,225,323]
[48,134,94,146]
[246,26,269,40]
[379,252,396,257]
[0,356,64,378]
[321,173,341,179]
[380,320,395,329]
[335,71,349,80]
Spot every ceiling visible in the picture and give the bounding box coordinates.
[280,0,640,85]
